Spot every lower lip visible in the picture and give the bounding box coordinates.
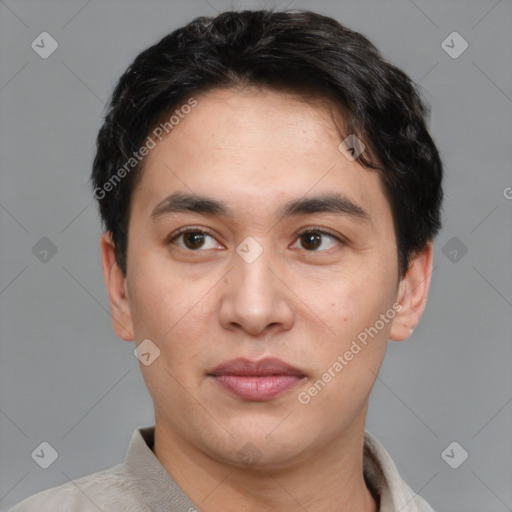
[211,375,304,401]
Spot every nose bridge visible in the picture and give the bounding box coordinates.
[219,236,294,335]
[234,238,277,306]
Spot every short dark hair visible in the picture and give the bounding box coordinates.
[91,8,443,278]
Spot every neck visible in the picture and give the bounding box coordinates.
[153,411,379,512]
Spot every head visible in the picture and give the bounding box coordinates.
[92,9,443,468]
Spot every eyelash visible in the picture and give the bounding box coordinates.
[167,225,345,252]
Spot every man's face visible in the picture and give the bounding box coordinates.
[114,87,406,466]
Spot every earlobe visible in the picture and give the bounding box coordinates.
[99,232,135,341]
[389,242,434,342]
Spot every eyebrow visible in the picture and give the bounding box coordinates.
[150,191,370,223]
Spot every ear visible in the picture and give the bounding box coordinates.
[389,242,434,342]
[99,231,135,341]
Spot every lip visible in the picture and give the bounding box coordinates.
[208,357,306,401]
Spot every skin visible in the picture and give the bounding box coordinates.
[100,87,433,512]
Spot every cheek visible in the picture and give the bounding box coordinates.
[304,284,392,412]
[129,262,216,373]
[323,272,395,332]
[129,252,200,334]
[307,267,397,391]
[130,269,210,406]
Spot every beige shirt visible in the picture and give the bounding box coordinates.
[8,426,435,512]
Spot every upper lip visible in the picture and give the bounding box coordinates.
[208,357,305,377]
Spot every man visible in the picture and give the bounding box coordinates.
[9,8,442,512]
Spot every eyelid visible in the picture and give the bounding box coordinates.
[295,225,346,243]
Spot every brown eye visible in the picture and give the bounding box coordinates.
[169,228,221,251]
[300,232,322,250]
[182,231,207,250]
[293,229,342,252]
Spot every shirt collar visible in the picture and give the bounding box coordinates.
[123,426,199,511]
[363,431,431,512]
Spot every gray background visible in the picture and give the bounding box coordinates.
[1,0,511,510]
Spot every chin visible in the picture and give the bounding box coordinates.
[205,429,311,470]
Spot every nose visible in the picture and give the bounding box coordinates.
[218,242,295,336]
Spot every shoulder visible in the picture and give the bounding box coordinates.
[7,464,147,512]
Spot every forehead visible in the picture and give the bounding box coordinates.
[131,87,390,227]
[159,87,345,158]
